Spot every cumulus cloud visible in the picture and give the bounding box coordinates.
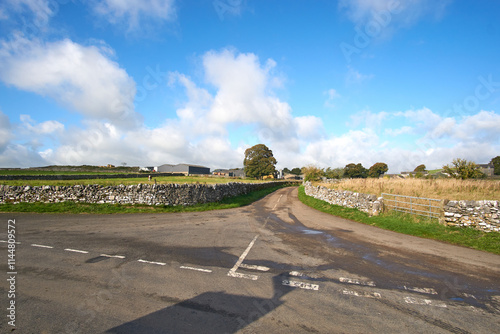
[2,0,54,27]
[0,35,140,129]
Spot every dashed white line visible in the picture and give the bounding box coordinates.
[289,271,304,277]
[180,266,212,273]
[282,279,319,291]
[239,264,270,272]
[137,259,166,266]
[0,240,21,244]
[339,277,376,287]
[342,289,381,298]
[404,296,447,308]
[100,254,126,259]
[31,244,54,249]
[272,195,283,210]
[64,248,89,254]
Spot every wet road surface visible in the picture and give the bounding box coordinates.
[1,187,499,333]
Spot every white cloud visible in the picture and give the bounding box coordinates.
[20,115,64,135]
[91,0,176,31]
[0,111,12,152]
[0,35,140,129]
[349,109,389,129]
[346,66,373,85]
[2,0,54,27]
[324,89,341,108]
[339,0,452,28]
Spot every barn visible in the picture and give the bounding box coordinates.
[155,164,210,175]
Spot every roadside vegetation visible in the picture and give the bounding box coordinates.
[297,186,500,255]
[316,178,500,201]
[0,175,272,187]
[0,184,294,214]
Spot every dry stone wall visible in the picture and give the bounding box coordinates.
[304,182,383,216]
[0,182,294,207]
[443,200,500,232]
[304,182,500,232]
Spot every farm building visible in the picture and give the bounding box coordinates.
[155,164,210,175]
[478,163,494,177]
[213,169,245,178]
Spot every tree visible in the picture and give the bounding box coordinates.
[243,144,277,179]
[324,167,344,179]
[442,158,485,179]
[491,156,500,175]
[302,165,323,182]
[414,164,426,173]
[282,167,291,174]
[368,162,388,178]
[290,168,302,175]
[343,163,368,178]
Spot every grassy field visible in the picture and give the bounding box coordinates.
[319,178,500,201]
[0,184,294,214]
[298,186,500,255]
[0,175,268,187]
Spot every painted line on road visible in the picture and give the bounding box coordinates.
[31,244,54,249]
[282,279,319,291]
[137,259,166,266]
[272,194,283,210]
[180,266,212,273]
[339,277,376,287]
[228,235,260,280]
[0,240,21,244]
[101,254,126,259]
[342,289,381,298]
[404,296,447,308]
[228,271,259,280]
[239,264,270,272]
[403,286,438,295]
[64,248,89,254]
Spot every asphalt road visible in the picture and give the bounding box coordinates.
[1,187,499,333]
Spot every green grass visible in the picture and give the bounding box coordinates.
[0,184,294,214]
[0,175,268,187]
[298,186,500,255]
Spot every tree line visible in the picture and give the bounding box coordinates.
[243,144,500,181]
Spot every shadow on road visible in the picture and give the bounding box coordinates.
[106,273,294,334]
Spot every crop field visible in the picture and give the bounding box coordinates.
[0,176,270,187]
[320,178,500,201]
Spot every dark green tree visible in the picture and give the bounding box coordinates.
[414,164,426,173]
[282,167,291,174]
[324,167,344,179]
[243,144,277,179]
[290,168,302,175]
[491,156,500,175]
[368,162,388,178]
[343,163,368,178]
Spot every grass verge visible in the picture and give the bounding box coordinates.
[0,185,294,214]
[298,186,500,255]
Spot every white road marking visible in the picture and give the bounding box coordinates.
[282,279,319,291]
[228,271,259,280]
[404,296,447,308]
[403,286,438,295]
[463,293,477,299]
[289,271,304,277]
[339,277,376,287]
[100,254,126,259]
[272,195,283,210]
[64,248,89,254]
[31,244,54,249]
[239,264,270,272]
[228,235,260,280]
[342,289,381,298]
[180,266,212,273]
[0,240,21,244]
[137,259,166,266]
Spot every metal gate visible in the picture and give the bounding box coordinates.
[382,193,442,219]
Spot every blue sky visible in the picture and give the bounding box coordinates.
[0,0,499,173]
